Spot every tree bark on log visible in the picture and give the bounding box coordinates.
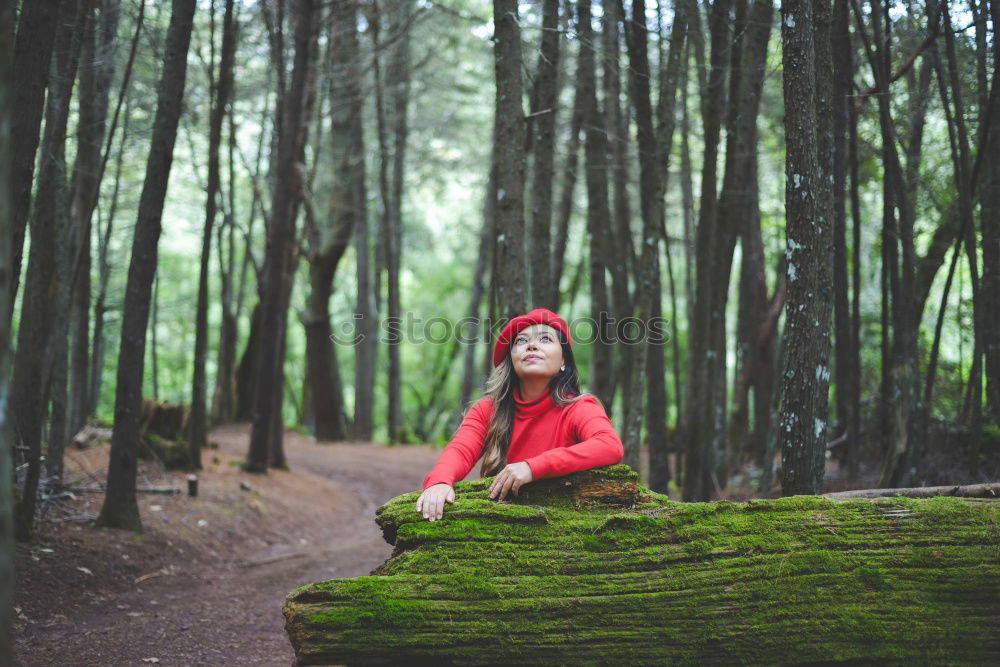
[284,466,1000,665]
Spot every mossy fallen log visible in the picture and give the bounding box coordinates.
[284,465,1000,665]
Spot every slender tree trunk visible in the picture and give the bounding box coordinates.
[150,275,160,400]
[715,0,772,483]
[778,0,833,496]
[210,103,240,426]
[848,57,863,483]
[88,0,144,416]
[231,96,269,423]
[304,0,362,442]
[680,43,695,328]
[49,0,97,489]
[11,0,85,540]
[352,126,375,440]
[246,0,320,472]
[69,0,121,436]
[684,0,730,501]
[236,304,262,421]
[831,0,857,479]
[371,3,389,319]
[551,74,584,310]
[577,0,614,410]
[602,0,633,419]
[622,0,687,484]
[493,0,527,321]
[457,161,496,425]
[96,0,197,530]
[527,0,560,310]
[982,0,1000,424]
[385,0,412,443]
[190,0,236,466]
[351,11,375,443]
[0,0,17,657]
[9,0,64,306]
[90,94,131,417]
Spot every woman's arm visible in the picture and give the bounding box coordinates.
[421,397,493,488]
[416,398,493,521]
[523,395,624,481]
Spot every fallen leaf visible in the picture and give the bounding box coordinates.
[141,659,160,664]
[77,566,93,576]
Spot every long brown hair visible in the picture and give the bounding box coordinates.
[478,330,583,477]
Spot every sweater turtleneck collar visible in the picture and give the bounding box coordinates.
[513,386,554,418]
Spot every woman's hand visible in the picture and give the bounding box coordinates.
[488,462,533,501]
[415,483,455,521]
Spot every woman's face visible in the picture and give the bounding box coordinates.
[510,324,565,384]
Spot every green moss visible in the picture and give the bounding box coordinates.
[286,466,1000,665]
[854,565,887,591]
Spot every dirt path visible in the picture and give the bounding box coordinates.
[15,425,443,666]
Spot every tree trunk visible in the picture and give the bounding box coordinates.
[385,0,413,443]
[304,1,361,442]
[9,0,64,306]
[352,41,375,442]
[456,162,496,427]
[551,73,584,311]
[778,0,833,496]
[982,0,1000,424]
[684,0,731,501]
[679,42,695,334]
[715,0,772,483]
[285,467,1000,665]
[227,94,269,424]
[622,0,687,484]
[492,0,527,322]
[577,0,614,411]
[49,0,98,489]
[850,0,925,488]
[96,0,197,530]
[91,112,125,417]
[246,0,320,472]
[236,304,262,422]
[190,0,236,466]
[831,0,857,479]
[69,0,122,436]
[350,7,378,441]
[0,0,17,657]
[602,0,634,421]
[527,0,560,310]
[11,0,85,540]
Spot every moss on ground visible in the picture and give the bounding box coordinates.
[284,466,1000,665]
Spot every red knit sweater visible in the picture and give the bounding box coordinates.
[422,389,624,489]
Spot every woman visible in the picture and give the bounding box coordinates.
[416,308,624,521]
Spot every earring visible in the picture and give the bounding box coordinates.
[560,366,566,372]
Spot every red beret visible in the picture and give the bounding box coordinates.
[492,308,571,367]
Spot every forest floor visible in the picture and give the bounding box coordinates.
[14,424,444,666]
